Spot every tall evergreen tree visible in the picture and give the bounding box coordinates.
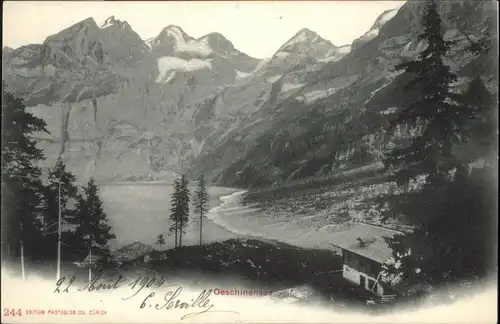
[169,178,181,248]
[193,175,210,246]
[169,175,190,248]
[40,158,79,258]
[178,174,190,247]
[1,85,48,264]
[381,1,496,286]
[384,0,471,188]
[74,178,115,260]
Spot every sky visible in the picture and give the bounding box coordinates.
[3,1,405,59]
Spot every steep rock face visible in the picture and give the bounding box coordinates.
[3,17,164,181]
[3,17,262,182]
[99,16,155,77]
[3,17,159,111]
[202,0,497,188]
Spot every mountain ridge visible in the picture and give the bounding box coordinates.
[3,3,495,186]
[4,15,342,61]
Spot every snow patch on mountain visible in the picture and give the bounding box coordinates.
[338,45,352,54]
[266,75,282,83]
[318,44,352,63]
[159,70,176,84]
[318,45,351,63]
[163,25,190,42]
[296,87,338,103]
[235,70,251,79]
[156,56,212,82]
[100,15,133,31]
[353,7,402,47]
[378,7,399,24]
[358,29,380,43]
[176,41,213,56]
[281,83,304,92]
[147,25,213,58]
[101,16,118,29]
[253,58,272,72]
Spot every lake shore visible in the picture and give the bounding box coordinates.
[99,184,245,249]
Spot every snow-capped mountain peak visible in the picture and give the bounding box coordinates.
[101,15,118,28]
[280,28,325,50]
[198,32,235,54]
[100,15,133,32]
[296,28,321,40]
[274,27,339,60]
[147,25,214,57]
[373,8,400,27]
[158,25,193,43]
[351,6,402,48]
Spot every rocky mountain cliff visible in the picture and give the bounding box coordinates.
[3,1,497,186]
[2,13,346,182]
[3,16,263,181]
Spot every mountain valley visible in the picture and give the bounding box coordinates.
[2,1,497,187]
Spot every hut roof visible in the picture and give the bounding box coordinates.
[329,223,403,264]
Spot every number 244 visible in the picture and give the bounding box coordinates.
[4,309,22,316]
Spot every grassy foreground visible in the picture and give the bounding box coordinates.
[149,238,342,284]
[139,238,393,311]
[140,238,486,313]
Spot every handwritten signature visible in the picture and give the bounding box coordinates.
[53,274,239,320]
[139,287,239,320]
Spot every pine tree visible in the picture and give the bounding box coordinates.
[169,175,190,248]
[169,178,181,248]
[178,175,190,247]
[40,158,78,258]
[384,0,471,188]
[156,234,165,249]
[381,1,496,285]
[75,178,116,261]
[1,85,48,266]
[193,175,210,246]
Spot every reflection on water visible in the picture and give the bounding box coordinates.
[100,183,236,248]
[100,182,341,250]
